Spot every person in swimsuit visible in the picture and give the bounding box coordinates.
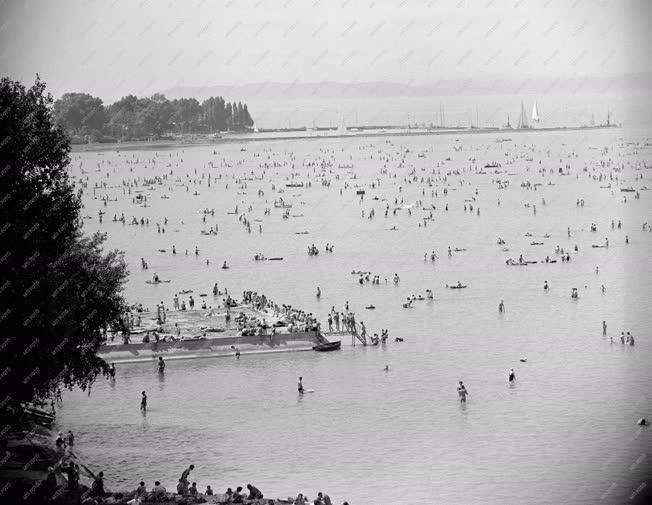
[140,391,147,411]
[297,376,304,394]
[457,381,468,402]
[508,368,516,383]
[158,357,165,373]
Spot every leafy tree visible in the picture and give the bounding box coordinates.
[52,92,107,137]
[53,91,254,139]
[171,97,202,133]
[242,104,254,127]
[0,76,128,423]
[137,95,174,136]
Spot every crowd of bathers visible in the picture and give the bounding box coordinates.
[48,457,346,505]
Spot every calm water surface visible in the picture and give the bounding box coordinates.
[59,126,652,504]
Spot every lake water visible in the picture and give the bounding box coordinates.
[57,124,652,504]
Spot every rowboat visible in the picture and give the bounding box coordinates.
[312,340,341,352]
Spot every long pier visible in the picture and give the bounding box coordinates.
[72,123,619,152]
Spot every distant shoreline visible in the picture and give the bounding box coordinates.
[72,123,619,152]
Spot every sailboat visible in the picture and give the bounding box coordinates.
[337,117,347,134]
[517,101,529,129]
[531,101,540,123]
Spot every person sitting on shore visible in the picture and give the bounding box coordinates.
[247,483,263,499]
[232,486,245,503]
[205,485,213,495]
[317,491,332,505]
[224,487,234,502]
[189,482,198,495]
[135,481,147,498]
[152,481,166,498]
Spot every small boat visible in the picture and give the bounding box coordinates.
[356,190,365,195]
[268,257,284,261]
[286,183,304,188]
[620,187,635,192]
[313,340,341,352]
[448,284,467,289]
[365,305,376,310]
[146,280,171,284]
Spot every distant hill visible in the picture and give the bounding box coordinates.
[164,72,652,101]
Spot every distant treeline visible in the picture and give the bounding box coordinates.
[52,92,254,143]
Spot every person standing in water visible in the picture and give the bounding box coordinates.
[158,357,165,374]
[508,368,516,383]
[457,381,468,402]
[602,321,607,336]
[297,377,304,394]
[498,300,505,313]
[140,391,147,412]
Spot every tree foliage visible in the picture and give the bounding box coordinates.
[53,91,254,142]
[0,75,128,422]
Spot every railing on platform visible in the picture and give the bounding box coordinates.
[324,323,367,346]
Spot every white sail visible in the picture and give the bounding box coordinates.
[517,101,528,129]
[532,101,540,123]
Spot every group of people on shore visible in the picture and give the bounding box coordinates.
[126,464,343,504]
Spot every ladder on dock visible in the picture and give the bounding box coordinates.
[323,326,367,346]
[351,322,366,346]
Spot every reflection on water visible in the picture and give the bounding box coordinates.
[58,127,652,505]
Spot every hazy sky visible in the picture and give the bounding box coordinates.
[1,0,650,101]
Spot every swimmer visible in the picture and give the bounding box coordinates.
[457,381,468,402]
[384,365,390,372]
[316,287,321,298]
[508,368,515,383]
